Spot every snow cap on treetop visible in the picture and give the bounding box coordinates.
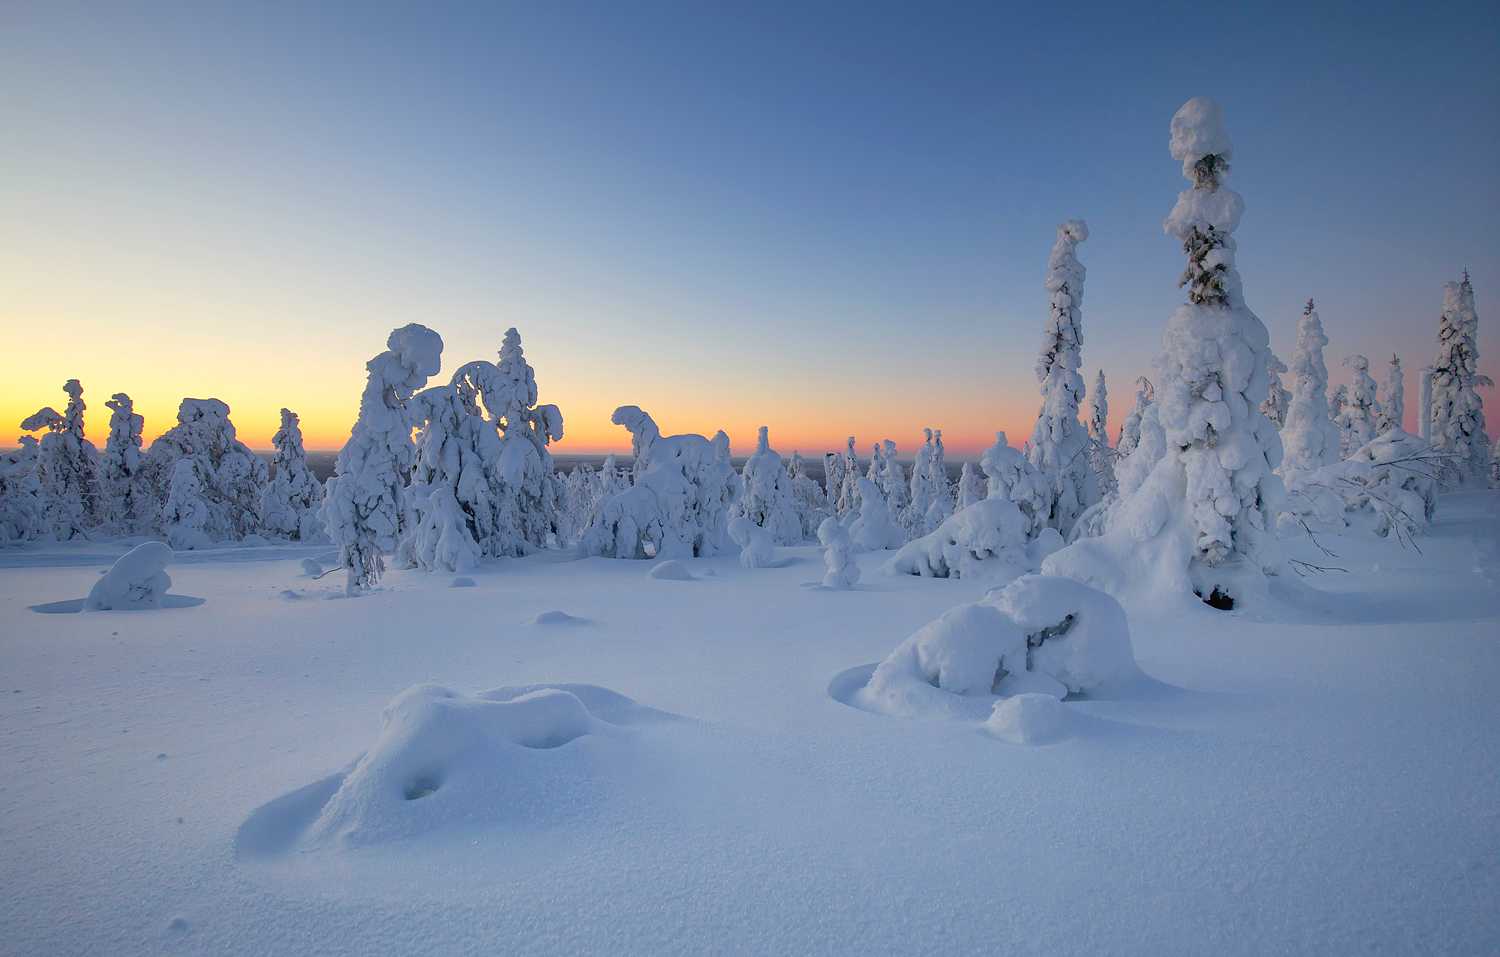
[387,324,444,377]
[1056,219,1088,244]
[1169,96,1233,174]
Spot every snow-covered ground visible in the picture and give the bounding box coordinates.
[2,492,1497,957]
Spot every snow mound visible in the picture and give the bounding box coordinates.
[84,542,174,611]
[448,577,476,588]
[986,693,1070,746]
[278,589,303,601]
[852,575,1136,723]
[239,684,677,854]
[530,610,584,625]
[728,516,775,568]
[648,560,694,581]
[882,497,1031,580]
[299,559,323,577]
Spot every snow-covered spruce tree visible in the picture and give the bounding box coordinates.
[1430,274,1492,486]
[929,430,954,523]
[1376,355,1404,435]
[21,380,102,539]
[823,450,844,517]
[735,426,801,545]
[482,328,568,550]
[582,407,741,559]
[100,393,147,535]
[1262,353,1291,429]
[980,431,1051,540]
[956,461,985,509]
[138,398,268,543]
[1328,384,1347,425]
[837,437,861,518]
[1027,220,1099,537]
[1046,98,1283,606]
[1087,370,1115,493]
[787,451,829,541]
[258,409,325,542]
[1417,364,1434,443]
[1278,300,1341,477]
[397,383,498,572]
[0,436,48,544]
[873,440,908,521]
[818,515,859,588]
[1117,377,1153,459]
[847,475,904,551]
[319,324,444,595]
[162,459,213,550]
[903,429,938,539]
[1337,356,1381,457]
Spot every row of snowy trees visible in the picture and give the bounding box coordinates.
[1,382,324,549]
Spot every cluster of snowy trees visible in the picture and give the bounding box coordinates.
[5,98,1492,609]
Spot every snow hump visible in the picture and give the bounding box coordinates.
[1169,96,1233,168]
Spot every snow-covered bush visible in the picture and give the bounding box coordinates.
[100,393,147,535]
[735,427,801,545]
[140,398,268,543]
[582,407,741,559]
[1430,274,1492,487]
[259,409,325,542]
[84,542,174,611]
[162,459,214,550]
[860,575,1135,719]
[21,380,102,540]
[1376,355,1404,435]
[847,476,903,551]
[0,437,48,545]
[882,497,1031,580]
[1087,370,1115,493]
[727,515,775,568]
[1336,356,1381,457]
[980,431,1050,539]
[320,324,444,595]
[818,516,859,588]
[1026,220,1099,537]
[1314,429,1438,539]
[1045,98,1283,607]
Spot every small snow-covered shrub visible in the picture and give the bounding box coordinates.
[735,427,801,545]
[818,516,859,588]
[860,575,1135,720]
[882,497,1030,580]
[980,431,1049,538]
[162,459,215,550]
[85,542,174,611]
[847,477,903,551]
[728,515,775,568]
[1298,429,1438,540]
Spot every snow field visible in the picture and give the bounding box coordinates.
[1,493,1498,955]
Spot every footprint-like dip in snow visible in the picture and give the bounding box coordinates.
[235,683,682,856]
[29,542,205,613]
[828,574,1138,745]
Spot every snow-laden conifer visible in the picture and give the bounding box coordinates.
[1262,354,1291,429]
[583,407,741,559]
[956,461,985,510]
[877,440,908,520]
[980,431,1050,539]
[21,380,102,539]
[1087,370,1115,493]
[140,398,268,543]
[736,427,801,545]
[1117,378,1153,459]
[847,476,903,551]
[1027,220,1099,537]
[395,386,490,572]
[836,437,861,518]
[903,429,939,539]
[319,324,444,595]
[0,436,48,544]
[787,451,829,541]
[1429,274,1492,486]
[1376,355,1404,435]
[1279,301,1341,476]
[1328,385,1347,424]
[259,409,325,542]
[818,516,859,588]
[823,450,845,517]
[1417,365,1434,443]
[162,459,214,550]
[101,393,147,535]
[1337,356,1381,457]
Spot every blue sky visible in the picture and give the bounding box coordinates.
[3,0,1496,454]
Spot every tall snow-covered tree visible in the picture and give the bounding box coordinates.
[139,398,268,543]
[1262,353,1291,428]
[319,324,444,595]
[980,431,1050,539]
[1429,274,1492,486]
[1087,370,1115,493]
[736,426,801,545]
[876,440,908,519]
[0,436,48,544]
[21,379,102,539]
[1376,355,1404,435]
[1117,377,1153,458]
[1337,356,1381,457]
[100,393,147,535]
[482,328,568,550]
[1328,384,1347,424]
[903,429,940,539]
[787,451,829,541]
[1027,219,1099,537]
[823,451,844,516]
[258,409,325,542]
[1279,301,1342,477]
[956,461,985,509]
[162,459,213,550]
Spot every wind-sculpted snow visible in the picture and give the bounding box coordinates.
[84,541,174,610]
[238,684,682,853]
[840,575,1137,740]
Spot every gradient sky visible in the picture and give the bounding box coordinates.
[3,0,1497,459]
